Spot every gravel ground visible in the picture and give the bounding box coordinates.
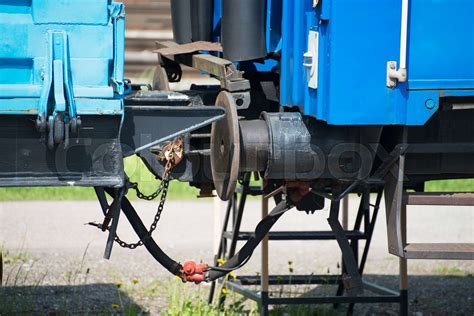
[0,198,473,315]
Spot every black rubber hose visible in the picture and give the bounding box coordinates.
[207,200,292,281]
[104,188,182,276]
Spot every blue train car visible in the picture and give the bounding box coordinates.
[278,0,474,125]
[1,1,473,313]
[0,0,125,186]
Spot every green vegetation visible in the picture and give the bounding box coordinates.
[425,178,474,192]
[0,244,29,265]
[0,153,473,201]
[164,283,255,316]
[0,156,200,201]
[434,265,465,275]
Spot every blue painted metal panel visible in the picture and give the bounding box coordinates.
[407,0,474,90]
[276,0,474,125]
[0,0,125,116]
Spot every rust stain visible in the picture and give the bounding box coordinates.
[2,109,38,114]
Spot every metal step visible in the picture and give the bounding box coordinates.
[235,275,340,285]
[404,243,474,260]
[403,192,474,206]
[223,230,367,241]
[399,192,474,260]
[236,185,263,196]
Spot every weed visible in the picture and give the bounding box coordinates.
[0,244,29,265]
[434,265,464,275]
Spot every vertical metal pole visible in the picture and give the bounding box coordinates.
[208,194,234,304]
[0,250,3,286]
[261,195,270,316]
[104,188,125,260]
[213,191,224,254]
[400,203,408,316]
[342,196,349,230]
[336,195,349,302]
[358,189,383,274]
[219,176,250,307]
[328,199,363,295]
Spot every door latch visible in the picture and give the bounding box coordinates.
[304,31,319,89]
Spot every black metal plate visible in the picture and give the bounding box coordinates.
[0,115,124,187]
[121,105,225,157]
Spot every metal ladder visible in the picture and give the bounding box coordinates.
[209,174,406,316]
[384,152,474,260]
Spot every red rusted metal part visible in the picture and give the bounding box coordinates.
[181,261,209,284]
[154,41,223,56]
[286,181,311,203]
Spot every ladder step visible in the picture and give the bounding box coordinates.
[234,274,341,285]
[404,243,474,260]
[236,185,263,196]
[403,192,474,206]
[223,230,366,241]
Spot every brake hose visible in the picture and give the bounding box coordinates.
[104,188,293,283]
[206,200,293,281]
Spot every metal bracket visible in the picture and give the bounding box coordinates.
[109,2,126,95]
[37,31,81,149]
[121,91,226,156]
[192,54,251,92]
[386,61,407,88]
[230,91,251,109]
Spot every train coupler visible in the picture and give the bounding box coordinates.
[180,261,209,284]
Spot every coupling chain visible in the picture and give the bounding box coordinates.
[114,173,170,249]
[130,180,164,201]
[92,137,184,249]
[129,137,184,201]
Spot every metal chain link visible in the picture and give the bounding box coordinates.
[113,172,170,249]
[91,137,183,249]
[129,180,165,201]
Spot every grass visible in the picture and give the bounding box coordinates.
[0,244,345,315]
[0,244,29,265]
[1,244,473,315]
[0,156,200,201]
[424,178,474,192]
[433,265,465,275]
[1,163,474,202]
[164,283,255,316]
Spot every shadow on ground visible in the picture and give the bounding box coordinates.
[0,283,146,315]
[254,274,473,315]
[0,274,472,315]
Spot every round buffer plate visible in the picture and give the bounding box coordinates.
[211,91,240,201]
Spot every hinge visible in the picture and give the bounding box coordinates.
[386,61,407,88]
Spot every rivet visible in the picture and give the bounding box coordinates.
[425,99,435,110]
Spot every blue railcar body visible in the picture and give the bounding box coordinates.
[280,0,474,125]
[213,0,474,126]
[0,0,125,117]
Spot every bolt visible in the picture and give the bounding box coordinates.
[425,99,435,110]
[390,62,396,69]
[389,80,396,87]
